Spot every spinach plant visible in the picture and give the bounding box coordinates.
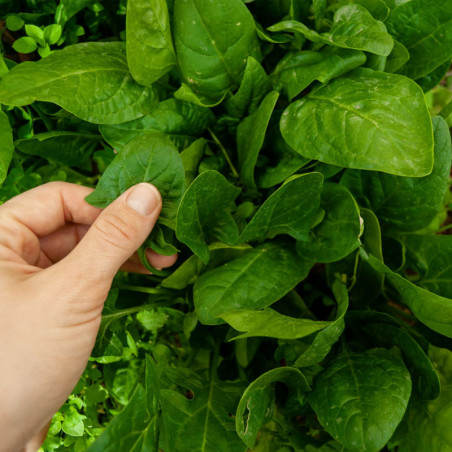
[1,0,452,451]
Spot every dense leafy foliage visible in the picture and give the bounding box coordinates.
[1,0,452,451]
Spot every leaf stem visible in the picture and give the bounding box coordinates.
[207,127,239,179]
[112,283,175,295]
[31,104,53,132]
[440,99,452,120]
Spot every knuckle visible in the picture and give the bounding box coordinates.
[93,213,135,249]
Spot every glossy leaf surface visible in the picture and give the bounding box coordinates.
[281,68,433,176]
[0,43,158,124]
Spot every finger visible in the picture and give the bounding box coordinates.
[146,249,178,269]
[0,182,101,263]
[39,224,91,264]
[56,183,162,286]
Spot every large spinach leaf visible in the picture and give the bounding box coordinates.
[0,43,158,124]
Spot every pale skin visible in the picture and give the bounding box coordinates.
[0,182,177,452]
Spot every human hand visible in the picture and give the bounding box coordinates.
[0,182,176,452]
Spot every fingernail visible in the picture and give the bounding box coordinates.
[126,184,161,216]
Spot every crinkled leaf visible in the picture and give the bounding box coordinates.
[86,133,185,221]
[194,241,312,325]
[0,42,158,124]
[309,348,412,452]
[176,170,241,264]
[126,0,175,85]
[281,68,433,176]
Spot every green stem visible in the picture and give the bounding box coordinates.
[138,246,171,277]
[440,99,452,120]
[438,223,452,233]
[32,104,53,131]
[347,251,360,292]
[208,127,239,179]
[112,283,175,295]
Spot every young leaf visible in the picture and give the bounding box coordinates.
[386,0,452,79]
[225,57,271,118]
[126,0,176,86]
[0,42,158,124]
[176,170,241,264]
[194,241,312,325]
[237,91,279,188]
[296,183,361,263]
[5,15,25,31]
[86,133,185,221]
[270,5,394,56]
[15,131,100,167]
[0,111,14,185]
[100,98,214,151]
[281,68,434,177]
[271,47,366,100]
[44,24,62,45]
[173,0,261,101]
[308,348,412,452]
[295,280,349,367]
[239,172,324,243]
[341,116,451,232]
[12,37,38,54]
[236,368,310,448]
[25,24,45,46]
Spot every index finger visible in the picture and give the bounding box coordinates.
[0,182,102,238]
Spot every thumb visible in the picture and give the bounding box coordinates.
[64,183,162,283]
